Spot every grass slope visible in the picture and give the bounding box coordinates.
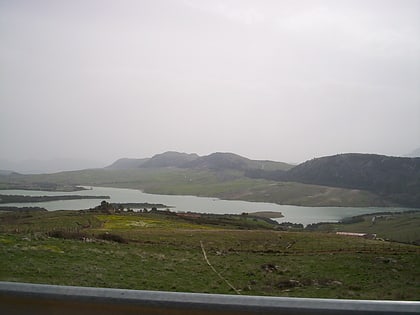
[249,154,420,207]
[0,210,419,300]
[311,211,420,244]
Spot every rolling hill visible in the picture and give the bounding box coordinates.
[246,153,420,207]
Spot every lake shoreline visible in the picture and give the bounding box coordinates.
[0,185,417,225]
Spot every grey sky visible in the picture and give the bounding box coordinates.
[1,0,419,165]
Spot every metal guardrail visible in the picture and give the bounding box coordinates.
[0,281,419,315]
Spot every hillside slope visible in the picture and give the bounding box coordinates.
[246,154,420,207]
[106,158,149,169]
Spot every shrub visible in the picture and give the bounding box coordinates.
[97,233,128,244]
[47,230,87,240]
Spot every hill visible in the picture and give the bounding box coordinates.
[309,211,420,245]
[141,151,199,168]
[181,152,248,170]
[106,152,199,169]
[105,158,149,169]
[182,152,292,171]
[106,151,293,172]
[246,153,420,207]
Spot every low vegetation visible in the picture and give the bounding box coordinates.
[0,208,418,300]
[0,206,47,212]
[309,211,420,245]
[0,194,110,203]
[0,182,85,192]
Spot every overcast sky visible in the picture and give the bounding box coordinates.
[1,0,419,165]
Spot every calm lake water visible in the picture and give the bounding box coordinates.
[0,186,414,225]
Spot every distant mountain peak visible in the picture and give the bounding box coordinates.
[140,151,199,168]
[151,151,199,159]
[181,152,292,171]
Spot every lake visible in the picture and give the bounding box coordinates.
[0,186,414,225]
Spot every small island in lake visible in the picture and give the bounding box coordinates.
[86,200,170,213]
[247,211,284,218]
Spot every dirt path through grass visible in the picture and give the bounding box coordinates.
[200,241,241,295]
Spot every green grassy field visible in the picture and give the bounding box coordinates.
[311,211,420,244]
[1,210,419,300]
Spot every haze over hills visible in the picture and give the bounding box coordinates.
[3,146,418,174]
[141,152,200,168]
[0,158,104,174]
[106,151,293,172]
[405,147,420,158]
[106,152,200,169]
[181,152,293,171]
[1,151,419,208]
[103,151,420,207]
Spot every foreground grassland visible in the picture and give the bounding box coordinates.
[0,210,419,300]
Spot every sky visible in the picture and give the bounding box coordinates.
[1,0,419,166]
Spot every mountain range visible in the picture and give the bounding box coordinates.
[106,151,420,207]
[106,151,293,171]
[1,151,419,208]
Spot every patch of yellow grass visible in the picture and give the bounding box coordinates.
[21,244,64,253]
[95,214,212,230]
